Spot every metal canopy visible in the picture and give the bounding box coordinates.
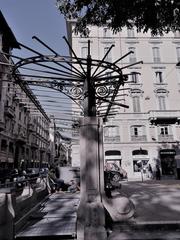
[9,35,143,133]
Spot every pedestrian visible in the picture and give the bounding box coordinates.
[67,179,80,193]
[155,165,161,180]
[55,166,60,179]
[47,168,57,193]
[104,170,112,198]
[147,164,153,179]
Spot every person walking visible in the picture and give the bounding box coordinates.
[147,164,153,179]
[155,165,161,180]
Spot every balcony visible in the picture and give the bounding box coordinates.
[149,110,180,125]
[0,121,5,132]
[15,132,27,145]
[158,134,174,142]
[28,123,35,132]
[131,135,147,142]
[104,136,120,143]
[40,147,46,152]
[31,142,39,149]
[4,106,15,118]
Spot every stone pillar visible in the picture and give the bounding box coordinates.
[77,117,107,240]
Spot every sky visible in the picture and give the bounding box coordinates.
[0,0,68,57]
[0,1,77,136]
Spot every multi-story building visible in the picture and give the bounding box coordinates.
[67,21,180,180]
[0,11,52,173]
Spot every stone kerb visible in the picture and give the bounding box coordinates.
[15,178,48,221]
[0,178,49,239]
[0,189,15,240]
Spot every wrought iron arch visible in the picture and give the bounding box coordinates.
[10,35,143,122]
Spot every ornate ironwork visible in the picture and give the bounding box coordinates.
[9,35,143,126]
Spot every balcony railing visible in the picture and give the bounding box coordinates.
[149,110,180,119]
[0,121,5,132]
[4,106,15,118]
[158,134,174,142]
[131,135,147,142]
[149,110,180,125]
[31,142,39,149]
[28,123,35,132]
[104,136,120,143]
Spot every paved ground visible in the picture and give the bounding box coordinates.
[108,180,180,240]
[16,192,80,239]
[15,180,180,239]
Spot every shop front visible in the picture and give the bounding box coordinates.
[160,149,177,178]
[105,150,122,169]
[132,149,150,181]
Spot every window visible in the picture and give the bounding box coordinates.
[131,72,139,83]
[81,47,88,58]
[134,127,138,136]
[9,142,14,154]
[104,46,112,62]
[176,47,180,63]
[104,126,119,137]
[174,31,180,38]
[133,160,148,172]
[129,47,136,63]
[0,34,2,51]
[8,83,10,92]
[158,96,166,110]
[160,126,168,135]
[1,140,7,152]
[127,28,135,38]
[132,96,141,112]
[103,28,111,38]
[155,71,163,83]
[152,47,161,63]
[19,111,22,120]
[106,72,112,77]
[131,125,146,138]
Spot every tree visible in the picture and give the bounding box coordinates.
[57,0,180,36]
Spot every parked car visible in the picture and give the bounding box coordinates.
[39,168,49,177]
[105,162,127,183]
[26,168,39,178]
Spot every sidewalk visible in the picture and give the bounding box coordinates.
[108,180,180,240]
[16,192,80,239]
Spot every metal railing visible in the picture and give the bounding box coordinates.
[0,175,47,194]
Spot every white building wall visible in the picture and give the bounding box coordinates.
[68,21,180,180]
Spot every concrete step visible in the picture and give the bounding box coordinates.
[108,229,180,240]
[108,221,180,240]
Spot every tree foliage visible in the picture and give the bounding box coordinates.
[57,0,180,36]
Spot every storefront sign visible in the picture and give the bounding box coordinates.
[160,149,176,155]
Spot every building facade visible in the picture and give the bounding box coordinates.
[67,21,180,180]
[0,12,52,173]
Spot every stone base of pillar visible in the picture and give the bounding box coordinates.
[102,192,135,222]
[77,117,135,239]
[77,199,107,240]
